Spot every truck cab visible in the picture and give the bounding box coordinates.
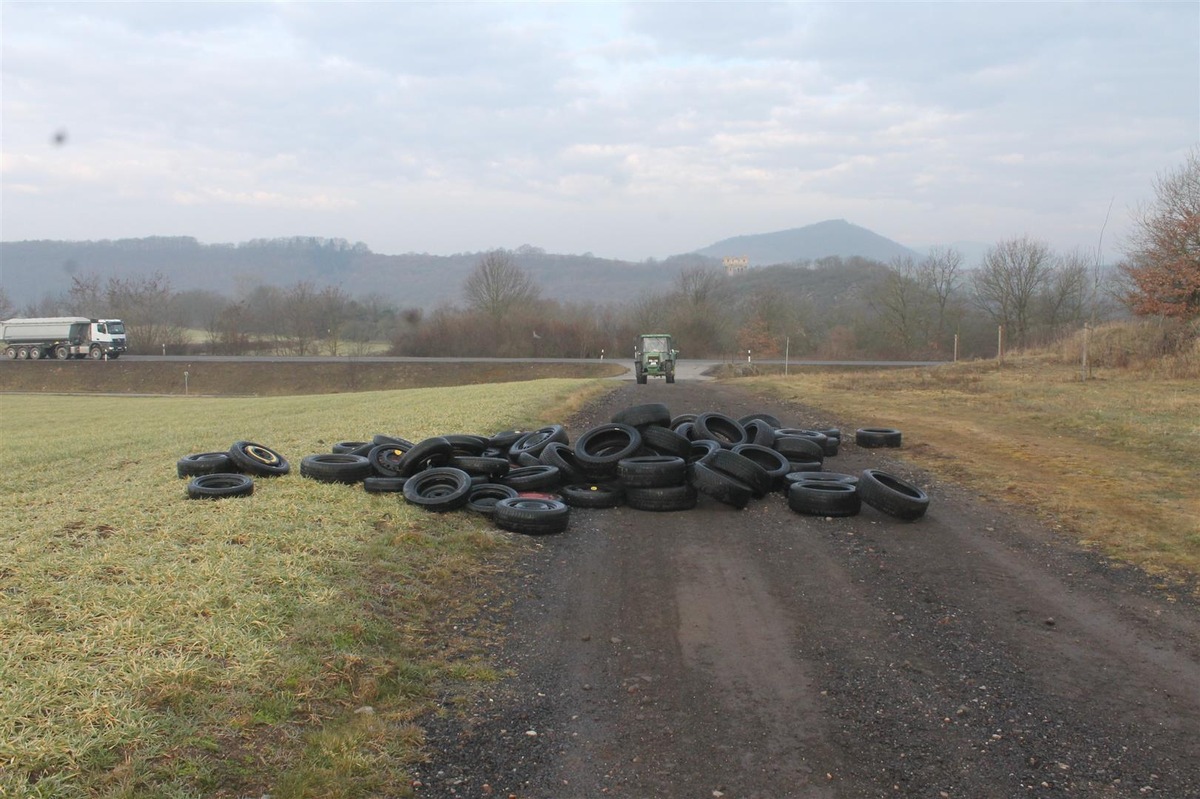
[634,334,678,384]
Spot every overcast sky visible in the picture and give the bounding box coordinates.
[2,1,1197,263]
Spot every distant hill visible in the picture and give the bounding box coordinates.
[0,237,702,310]
[694,219,918,265]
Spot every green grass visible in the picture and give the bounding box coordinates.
[0,378,615,798]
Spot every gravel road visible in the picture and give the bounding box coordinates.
[413,379,1200,798]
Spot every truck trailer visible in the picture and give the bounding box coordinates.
[0,317,128,360]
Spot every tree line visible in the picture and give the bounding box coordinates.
[2,151,1194,359]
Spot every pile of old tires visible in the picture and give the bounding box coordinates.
[174,403,929,533]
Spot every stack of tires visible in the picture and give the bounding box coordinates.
[173,406,930,532]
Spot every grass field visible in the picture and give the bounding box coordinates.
[0,378,615,798]
[741,357,1200,583]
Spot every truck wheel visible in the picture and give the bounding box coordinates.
[89,346,103,360]
[4,346,14,359]
[55,346,70,360]
[28,346,43,360]
[16,347,29,360]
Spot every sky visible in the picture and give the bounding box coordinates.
[2,1,1197,263]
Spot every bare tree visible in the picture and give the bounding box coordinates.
[871,255,934,354]
[463,250,540,319]
[1042,250,1091,334]
[1119,148,1200,318]
[918,246,963,345]
[972,237,1056,348]
[0,288,13,319]
[105,272,187,354]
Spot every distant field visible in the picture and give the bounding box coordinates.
[0,378,616,797]
[741,358,1200,581]
[0,358,625,396]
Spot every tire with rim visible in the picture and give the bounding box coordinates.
[625,483,697,512]
[688,462,753,509]
[560,482,624,509]
[228,441,290,477]
[573,423,642,477]
[493,497,571,535]
[509,425,569,460]
[17,347,29,360]
[466,483,519,515]
[4,346,15,359]
[612,403,671,429]
[89,346,103,360]
[368,443,411,477]
[858,469,929,520]
[55,345,70,360]
[187,473,254,500]
[856,427,903,448]
[618,455,687,488]
[28,346,43,360]
[301,453,374,484]
[693,412,748,448]
[177,451,236,478]
[364,477,407,493]
[403,467,473,512]
[787,481,861,517]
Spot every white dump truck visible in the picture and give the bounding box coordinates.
[0,317,128,360]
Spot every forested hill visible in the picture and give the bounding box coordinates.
[695,219,918,265]
[0,237,706,309]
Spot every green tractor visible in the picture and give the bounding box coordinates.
[634,333,678,384]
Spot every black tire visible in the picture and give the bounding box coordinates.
[444,434,490,456]
[625,483,697,512]
[573,423,642,477]
[29,346,43,360]
[300,453,374,484]
[636,370,647,384]
[228,441,291,477]
[539,442,589,484]
[738,412,782,429]
[449,455,510,480]
[501,464,562,491]
[509,425,569,460]
[514,451,542,467]
[787,459,825,474]
[741,419,777,448]
[773,435,825,462]
[703,448,772,498]
[638,424,692,458]
[364,477,407,493]
[403,467,473,512]
[688,462,753,509]
[612,403,671,429]
[186,473,254,500]
[693,412,748,448]
[488,430,527,451]
[368,443,411,477]
[784,471,859,487]
[560,482,624,509]
[493,497,571,535]
[88,346,103,360]
[466,483,519,515]
[176,451,236,478]
[332,440,369,454]
[687,439,721,464]
[399,436,454,477]
[665,373,675,384]
[618,455,688,488]
[787,481,861,517]
[856,428,903,448]
[674,422,696,441]
[730,444,791,491]
[55,345,70,360]
[669,413,698,430]
[858,469,929,520]
[373,433,417,449]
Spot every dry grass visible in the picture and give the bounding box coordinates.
[0,378,616,798]
[740,358,1200,581]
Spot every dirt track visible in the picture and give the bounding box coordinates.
[414,379,1200,798]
